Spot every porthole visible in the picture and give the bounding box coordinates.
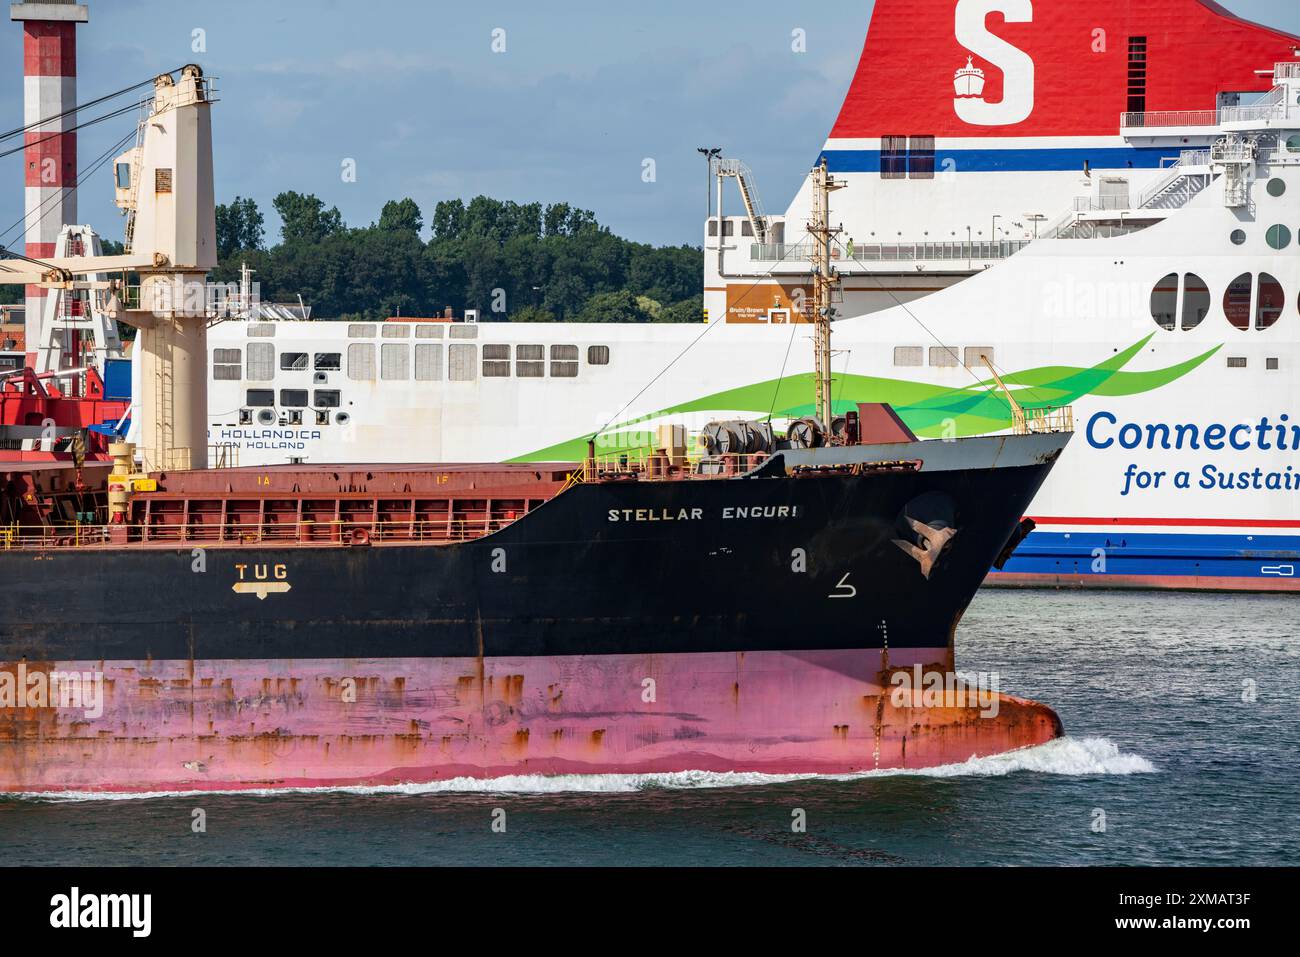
[1266,224,1291,249]
[256,409,276,426]
[1230,229,1247,246]
[1224,273,1253,331]
[1266,178,1287,198]
[335,412,351,426]
[1150,273,1178,331]
[1256,273,1284,330]
[1181,274,1210,330]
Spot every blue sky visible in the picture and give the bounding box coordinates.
[2,0,1299,249]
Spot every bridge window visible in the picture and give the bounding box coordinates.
[1224,274,1253,330]
[1150,273,1179,330]
[1182,274,1210,330]
[279,352,308,371]
[1256,273,1284,330]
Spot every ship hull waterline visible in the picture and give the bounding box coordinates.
[0,435,1068,793]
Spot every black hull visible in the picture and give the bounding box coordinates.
[0,456,1056,662]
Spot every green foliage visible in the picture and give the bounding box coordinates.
[210,192,702,322]
[215,196,265,258]
[656,296,705,323]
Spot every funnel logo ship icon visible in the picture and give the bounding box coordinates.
[954,56,986,97]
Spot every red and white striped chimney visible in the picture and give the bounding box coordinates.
[10,1,88,367]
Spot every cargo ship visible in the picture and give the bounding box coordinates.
[0,67,1071,792]
[0,427,1068,792]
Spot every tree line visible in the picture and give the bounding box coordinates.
[209,192,704,323]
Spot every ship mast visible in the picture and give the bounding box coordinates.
[808,157,844,430]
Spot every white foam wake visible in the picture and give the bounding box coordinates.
[10,737,1153,803]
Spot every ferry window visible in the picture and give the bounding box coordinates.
[449,325,479,340]
[279,352,308,371]
[483,360,511,377]
[1287,135,1300,153]
[287,410,303,425]
[963,347,994,369]
[1265,224,1291,249]
[517,344,545,377]
[415,343,443,381]
[247,323,275,337]
[449,343,477,380]
[893,346,923,367]
[213,347,241,381]
[928,346,959,367]
[909,136,935,179]
[239,409,252,425]
[588,345,610,365]
[313,389,341,408]
[1230,229,1247,245]
[246,341,274,381]
[382,324,410,338]
[551,344,579,377]
[1266,178,1287,198]
[1127,37,1148,115]
[381,343,410,380]
[1226,356,1247,368]
[1224,273,1253,330]
[245,389,274,407]
[279,389,308,407]
[1150,272,1179,330]
[347,342,375,381]
[483,344,510,360]
[314,352,342,371]
[1182,274,1210,330]
[1256,273,1284,330]
[115,162,131,189]
[1267,357,1280,370]
[414,324,443,339]
[881,135,907,179]
[741,220,753,237]
[347,324,375,338]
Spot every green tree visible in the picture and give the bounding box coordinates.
[215,196,265,258]
[273,191,343,245]
[377,198,423,235]
[574,289,654,323]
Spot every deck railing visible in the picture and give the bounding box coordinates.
[0,517,522,551]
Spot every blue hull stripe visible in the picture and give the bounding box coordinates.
[998,531,1300,580]
[823,147,1175,173]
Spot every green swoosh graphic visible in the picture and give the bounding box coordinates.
[512,338,1224,461]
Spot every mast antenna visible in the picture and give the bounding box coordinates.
[808,157,845,430]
